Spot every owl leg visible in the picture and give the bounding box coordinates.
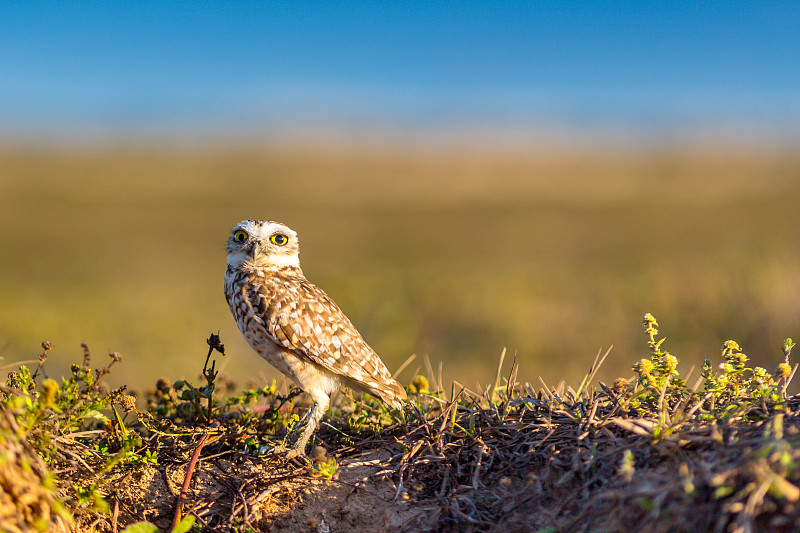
[284,391,330,459]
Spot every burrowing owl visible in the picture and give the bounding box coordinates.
[224,220,407,457]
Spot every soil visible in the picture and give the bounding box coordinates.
[101,448,442,533]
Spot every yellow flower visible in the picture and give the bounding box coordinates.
[41,378,58,407]
[634,359,654,375]
[723,340,741,352]
[408,375,429,394]
[642,314,658,327]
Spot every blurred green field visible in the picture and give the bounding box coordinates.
[1,143,800,394]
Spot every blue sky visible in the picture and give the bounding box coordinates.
[1,1,799,141]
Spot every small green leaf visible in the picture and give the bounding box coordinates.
[81,410,110,423]
[171,515,196,533]
[120,522,159,533]
[714,486,734,498]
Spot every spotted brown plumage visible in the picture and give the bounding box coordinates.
[224,220,406,457]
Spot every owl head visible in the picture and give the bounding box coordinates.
[226,220,300,269]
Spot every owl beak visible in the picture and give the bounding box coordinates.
[248,241,260,259]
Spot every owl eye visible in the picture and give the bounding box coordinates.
[270,234,289,246]
[233,230,248,243]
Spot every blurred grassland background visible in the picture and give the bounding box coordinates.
[2,143,800,394]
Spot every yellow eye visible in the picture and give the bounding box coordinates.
[233,230,248,242]
[270,234,289,246]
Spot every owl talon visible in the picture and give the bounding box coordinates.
[283,447,306,460]
[267,444,306,460]
[266,444,286,455]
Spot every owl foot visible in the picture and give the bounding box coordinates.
[267,443,307,460]
[282,446,306,460]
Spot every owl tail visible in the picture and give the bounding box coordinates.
[378,378,408,410]
[353,376,407,410]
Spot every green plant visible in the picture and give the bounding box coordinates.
[0,342,155,531]
[121,516,195,533]
[625,314,795,440]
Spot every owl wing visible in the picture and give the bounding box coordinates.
[247,272,405,404]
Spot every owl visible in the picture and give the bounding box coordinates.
[224,220,407,457]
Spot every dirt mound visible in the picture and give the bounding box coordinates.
[6,324,800,532]
[0,387,70,533]
[104,448,439,533]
